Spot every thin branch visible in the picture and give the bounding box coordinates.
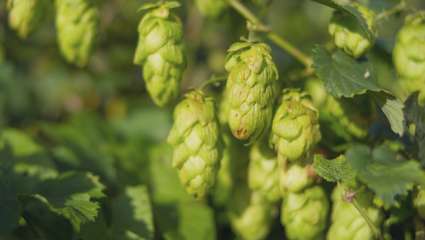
[228,0,313,68]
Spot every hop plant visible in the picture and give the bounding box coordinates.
[194,0,227,18]
[327,185,383,240]
[281,186,329,240]
[248,142,280,203]
[134,1,187,107]
[229,187,275,240]
[270,89,321,162]
[305,78,367,138]
[224,41,279,141]
[55,0,99,67]
[393,12,425,103]
[328,3,376,58]
[7,0,49,39]
[167,90,222,199]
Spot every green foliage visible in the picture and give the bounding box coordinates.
[346,144,425,207]
[313,154,356,186]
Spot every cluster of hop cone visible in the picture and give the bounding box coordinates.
[6,0,425,239]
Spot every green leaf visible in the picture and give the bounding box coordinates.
[312,46,381,98]
[404,93,425,165]
[32,172,105,231]
[313,154,356,185]
[111,185,154,240]
[346,144,425,207]
[311,0,375,41]
[375,93,405,136]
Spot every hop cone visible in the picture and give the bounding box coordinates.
[305,78,366,138]
[134,2,186,107]
[327,185,383,240]
[248,142,280,203]
[281,164,313,194]
[328,3,376,58]
[224,41,279,141]
[195,0,227,18]
[281,186,329,240]
[270,89,321,162]
[167,90,222,199]
[7,0,49,38]
[55,0,99,67]
[393,12,425,103]
[229,187,275,240]
[414,188,425,219]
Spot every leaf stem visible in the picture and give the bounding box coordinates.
[200,75,227,89]
[352,199,383,240]
[228,0,313,68]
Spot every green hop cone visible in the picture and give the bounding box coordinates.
[248,142,280,203]
[270,89,321,162]
[281,164,313,194]
[393,12,425,103]
[167,90,222,199]
[414,188,425,219]
[7,0,49,39]
[55,0,99,67]
[229,186,275,240]
[224,41,279,141]
[194,0,227,18]
[328,3,376,58]
[281,185,329,240]
[134,2,186,107]
[305,78,367,138]
[327,185,383,240]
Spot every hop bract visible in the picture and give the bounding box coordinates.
[229,187,275,240]
[224,41,279,141]
[327,185,383,240]
[7,0,49,38]
[328,3,376,58]
[281,186,329,240]
[167,90,222,199]
[134,2,186,107]
[195,0,227,18]
[393,12,425,103]
[55,0,99,67]
[270,89,320,162]
[248,142,280,203]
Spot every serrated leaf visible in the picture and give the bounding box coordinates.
[346,144,425,207]
[33,172,105,231]
[313,154,356,185]
[312,46,381,98]
[111,185,154,240]
[311,0,375,41]
[404,93,425,165]
[375,93,405,136]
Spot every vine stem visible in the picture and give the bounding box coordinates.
[228,0,313,68]
[376,0,406,21]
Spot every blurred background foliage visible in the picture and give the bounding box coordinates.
[0,0,424,239]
